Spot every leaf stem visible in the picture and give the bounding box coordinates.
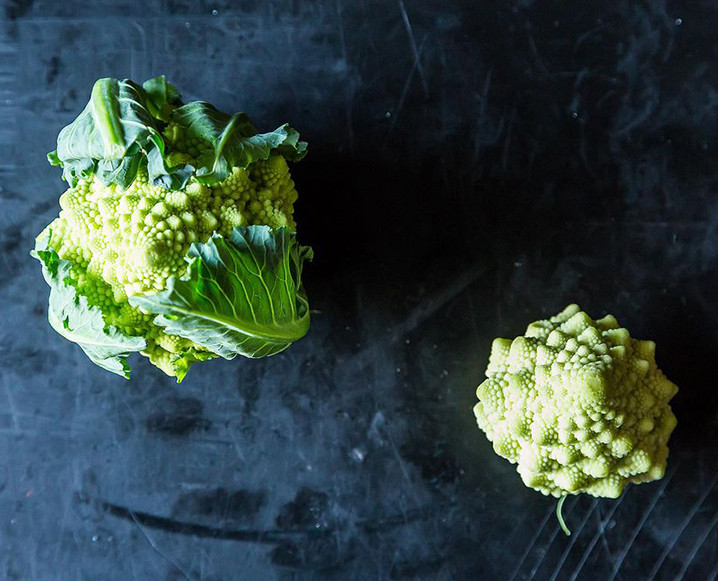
[91,78,125,156]
[556,495,571,536]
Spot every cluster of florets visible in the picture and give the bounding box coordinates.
[474,305,678,498]
[40,151,298,374]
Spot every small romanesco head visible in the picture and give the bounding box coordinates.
[474,304,678,499]
[38,154,299,376]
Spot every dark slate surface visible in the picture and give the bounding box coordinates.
[1,1,717,579]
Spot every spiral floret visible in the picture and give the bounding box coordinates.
[474,304,678,498]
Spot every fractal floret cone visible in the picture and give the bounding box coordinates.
[474,304,678,498]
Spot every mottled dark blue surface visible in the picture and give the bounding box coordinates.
[1,1,717,580]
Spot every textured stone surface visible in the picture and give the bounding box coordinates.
[1,1,717,579]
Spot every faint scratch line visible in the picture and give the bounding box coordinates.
[336,0,348,63]
[2,375,20,434]
[131,21,148,83]
[129,510,194,581]
[613,99,657,138]
[51,462,77,572]
[568,494,627,581]
[548,499,599,581]
[527,33,549,74]
[227,422,247,463]
[387,429,423,512]
[353,264,483,366]
[396,263,484,338]
[709,554,718,581]
[398,0,428,95]
[674,509,718,580]
[384,37,426,146]
[508,503,555,581]
[647,469,718,581]
[607,469,676,581]
[600,529,615,564]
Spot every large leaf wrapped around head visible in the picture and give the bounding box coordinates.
[130,226,312,359]
[31,233,146,378]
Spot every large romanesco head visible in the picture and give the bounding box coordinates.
[474,304,678,499]
[33,77,311,381]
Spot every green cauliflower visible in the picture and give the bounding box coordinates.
[474,304,678,501]
[33,77,312,381]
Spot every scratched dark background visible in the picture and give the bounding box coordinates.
[1,0,717,579]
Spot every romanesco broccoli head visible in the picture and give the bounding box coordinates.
[33,76,311,381]
[39,156,298,376]
[474,304,678,499]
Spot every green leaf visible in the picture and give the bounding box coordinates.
[142,75,183,123]
[48,77,195,190]
[145,133,194,190]
[48,77,307,189]
[32,236,146,378]
[49,78,161,188]
[171,348,217,383]
[129,226,312,359]
[95,142,144,189]
[171,101,308,185]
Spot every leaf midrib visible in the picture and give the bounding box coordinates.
[151,302,308,344]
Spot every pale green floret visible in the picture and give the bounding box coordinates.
[474,304,678,499]
[37,152,299,379]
